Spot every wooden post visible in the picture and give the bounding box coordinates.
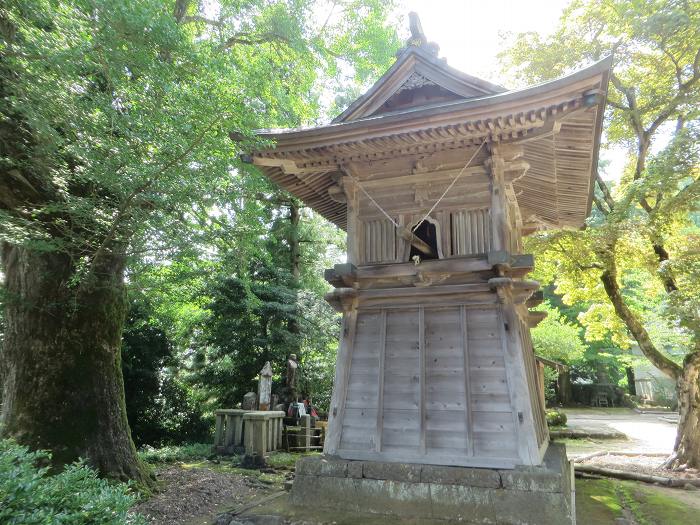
[324,306,358,454]
[488,145,508,253]
[375,309,387,452]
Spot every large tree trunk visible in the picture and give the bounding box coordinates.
[598,251,700,470]
[1,243,152,485]
[672,351,700,468]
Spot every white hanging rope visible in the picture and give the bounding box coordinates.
[345,139,486,256]
[411,140,487,231]
[348,173,401,229]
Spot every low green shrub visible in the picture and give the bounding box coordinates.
[546,409,568,427]
[0,439,145,525]
[138,442,212,464]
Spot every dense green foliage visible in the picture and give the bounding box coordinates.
[0,0,400,474]
[121,299,209,446]
[545,409,568,428]
[0,439,144,525]
[501,0,700,377]
[137,442,211,464]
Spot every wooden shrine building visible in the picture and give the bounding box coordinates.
[243,14,611,524]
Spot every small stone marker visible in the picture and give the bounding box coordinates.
[258,361,273,410]
[242,391,257,410]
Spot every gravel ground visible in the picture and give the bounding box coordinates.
[131,465,275,525]
[581,453,700,481]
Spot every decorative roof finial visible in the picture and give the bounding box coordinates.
[404,12,440,56]
[408,12,427,46]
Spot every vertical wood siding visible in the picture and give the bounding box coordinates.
[362,218,397,263]
[339,303,526,466]
[339,311,381,450]
[518,316,549,446]
[450,208,492,256]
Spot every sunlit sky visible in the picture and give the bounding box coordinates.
[396,0,568,85]
[391,0,629,181]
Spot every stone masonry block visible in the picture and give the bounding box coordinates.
[421,464,501,488]
[499,468,564,493]
[347,460,363,478]
[295,456,348,478]
[428,483,497,522]
[362,461,421,483]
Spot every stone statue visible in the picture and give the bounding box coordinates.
[286,353,299,402]
[258,361,273,410]
[242,391,257,410]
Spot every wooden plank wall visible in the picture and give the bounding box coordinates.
[517,315,549,446]
[339,311,381,450]
[450,208,491,256]
[381,309,421,454]
[362,218,397,263]
[468,306,518,459]
[338,303,521,466]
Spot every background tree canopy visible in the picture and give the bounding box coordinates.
[0,0,400,482]
[500,0,700,467]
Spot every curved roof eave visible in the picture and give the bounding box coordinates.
[253,56,612,147]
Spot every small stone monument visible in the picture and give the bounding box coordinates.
[241,391,257,410]
[258,361,273,410]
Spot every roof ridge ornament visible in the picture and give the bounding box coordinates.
[402,12,440,57]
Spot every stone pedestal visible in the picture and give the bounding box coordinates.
[291,442,575,525]
[214,409,284,457]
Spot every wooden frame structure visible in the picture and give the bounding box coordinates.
[244,19,610,470]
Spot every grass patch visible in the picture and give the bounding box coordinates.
[266,451,320,469]
[576,478,699,524]
[620,481,698,525]
[138,443,212,464]
[576,478,624,523]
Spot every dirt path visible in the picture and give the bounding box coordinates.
[561,408,677,458]
[130,464,280,525]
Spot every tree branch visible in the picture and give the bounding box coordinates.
[182,15,224,28]
[593,194,610,216]
[599,249,682,381]
[218,32,290,52]
[596,172,616,211]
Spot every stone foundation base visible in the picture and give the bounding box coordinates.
[291,443,574,525]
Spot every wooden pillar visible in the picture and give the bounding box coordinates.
[488,145,508,253]
[498,297,542,465]
[343,175,359,265]
[324,304,358,454]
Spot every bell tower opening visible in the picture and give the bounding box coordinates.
[409,219,440,261]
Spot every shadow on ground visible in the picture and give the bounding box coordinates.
[227,477,700,525]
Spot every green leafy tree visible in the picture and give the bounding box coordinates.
[0,0,398,483]
[121,298,208,446]
[501,0,700,467]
